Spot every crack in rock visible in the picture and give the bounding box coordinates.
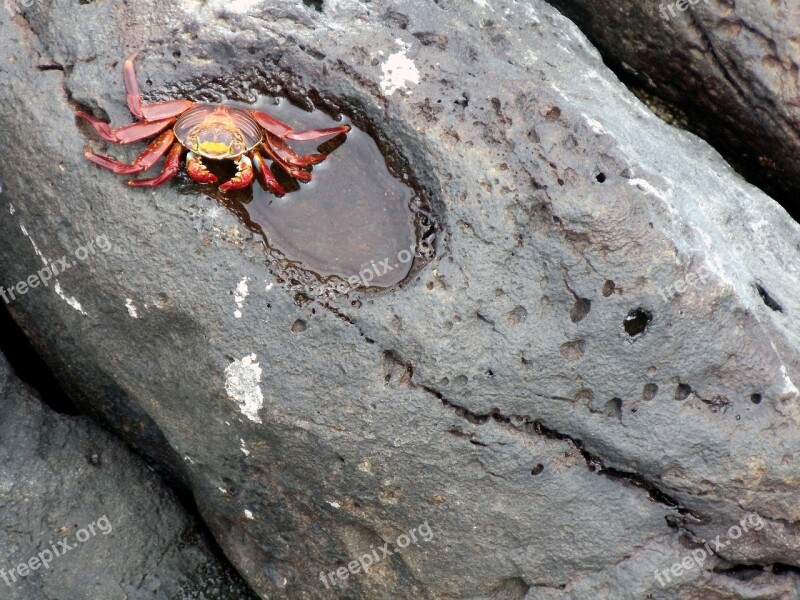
[381,349,707,524]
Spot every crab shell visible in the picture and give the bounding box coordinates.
[174,104,263,160]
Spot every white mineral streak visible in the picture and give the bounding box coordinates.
[225,354,264,423]
[19,223,87,315]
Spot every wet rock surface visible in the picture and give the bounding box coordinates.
[0,351,258,600]
[1,0,800,599]
[546,0,800,213]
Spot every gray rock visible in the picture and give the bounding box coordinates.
[545,0,800,207]
[0,352,258,599]
[1,0,800,598]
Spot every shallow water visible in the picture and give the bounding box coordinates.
[179,97,418,290]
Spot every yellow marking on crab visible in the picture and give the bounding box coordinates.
[197,141,233,156]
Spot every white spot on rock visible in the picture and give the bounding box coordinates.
[9,204,15,215]
[125,298,139,318]
[225,354,264,424]
[234,277,249,319]
[380,40,420,96]
[244,509,254,520]
[584,116,606,135]
[326,500,341,509]
[240,438,251,456]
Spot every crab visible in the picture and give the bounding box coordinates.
[77,54,350,195]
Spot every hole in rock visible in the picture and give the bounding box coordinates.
[530,464,544,476]
[771,564,800,576]
[755,283,783,312]
[675,383,692,401]
[750,393,762,405]
[623,308,651,337]
[175,96,434,294]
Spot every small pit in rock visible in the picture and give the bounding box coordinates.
[642,383,658,401]
[623,308,652,337]
[177,96,433,294]
[755,282,783,312]
[675,383,692,401]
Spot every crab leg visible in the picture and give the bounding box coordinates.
[264,131,327,168]
[127,143,184,187]
[77,112,176,144]
[142,100,196,121]
[284,125,351,142]
[260,141,312,182]
[219,155,255,193]
[186,152,218,184]
[250,110,350,141]
[84,130,176,174]
[123,53,144,119]
[251,149,286,196]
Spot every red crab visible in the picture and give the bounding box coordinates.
[77,54,350,195]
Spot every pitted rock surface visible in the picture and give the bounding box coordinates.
[1,0,799,598]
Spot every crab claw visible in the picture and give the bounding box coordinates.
[186,152,218,184]
[219,155,255,193]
